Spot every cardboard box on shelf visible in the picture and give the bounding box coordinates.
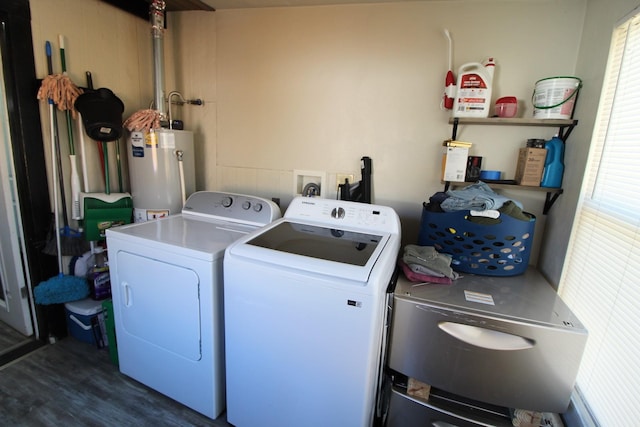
[515,147,547,186]
[442,140,472,182]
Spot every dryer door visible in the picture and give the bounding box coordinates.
[116,251,201,361]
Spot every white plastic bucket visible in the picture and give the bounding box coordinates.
[532,76,582,119]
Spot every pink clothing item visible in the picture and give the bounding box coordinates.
[398,259,453,284]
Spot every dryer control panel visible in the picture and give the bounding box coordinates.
[182,191,281,226]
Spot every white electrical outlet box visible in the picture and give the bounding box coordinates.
[293,170,326,198]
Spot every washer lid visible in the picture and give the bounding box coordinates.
[228,218,393,283]
[247,221,381,267]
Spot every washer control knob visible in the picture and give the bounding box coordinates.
[221,197,233,208]
[331,207,345,219]
[253,203,263,212]
[242,201,251,210]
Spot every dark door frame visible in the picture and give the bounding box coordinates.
[1,0,58,348]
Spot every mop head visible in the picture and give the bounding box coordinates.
[34,274,89,305]
[37,73,83,117]
[123,109,162,132]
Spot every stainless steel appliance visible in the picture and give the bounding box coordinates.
[386,268,587,426]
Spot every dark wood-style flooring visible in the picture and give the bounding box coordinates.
[0,321,43,367]
[0,321,27,350]
[0,336,232,426]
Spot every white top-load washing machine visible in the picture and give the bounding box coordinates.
[223,196,401,427]
[106,191,280,419]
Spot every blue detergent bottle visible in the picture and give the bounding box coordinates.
[541,136,565,188]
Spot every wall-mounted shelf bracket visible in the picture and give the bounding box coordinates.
[544,189,564,214]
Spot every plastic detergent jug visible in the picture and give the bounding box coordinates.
[452,58,495,118]
[88,247,111,300]
[541,136,564,188]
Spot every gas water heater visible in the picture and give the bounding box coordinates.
[127,128,195,222]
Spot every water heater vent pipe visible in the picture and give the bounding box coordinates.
[150,0,166,121]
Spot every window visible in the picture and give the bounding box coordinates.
[559,8,640,426]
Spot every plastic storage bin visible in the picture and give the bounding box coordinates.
[418,204,536,276]
[64,298,106,346]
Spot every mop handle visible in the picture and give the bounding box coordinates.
[46,41,69,225]
[103,142,110,195]
[50,104,63,274]
[77,113,90,193]
[115,138,124,193]
[85,71,106,186]
[58,35,75,156]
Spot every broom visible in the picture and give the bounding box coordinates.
[34,98,89,306]
[39,40,87,256]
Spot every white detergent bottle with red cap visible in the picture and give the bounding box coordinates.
[452,57,495,118]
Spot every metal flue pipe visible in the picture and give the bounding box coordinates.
[150,0,167,121]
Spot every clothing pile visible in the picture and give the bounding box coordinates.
[426,181,533,223]
[399,244,460,284]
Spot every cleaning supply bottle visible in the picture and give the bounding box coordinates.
[541,136,565,188]
[88,247,111,300]
[452,57,495,118]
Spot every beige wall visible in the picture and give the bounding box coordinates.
[32,0,633,281]
[190,0,587,266]
[30,0,157,198]
[166,12,218,193]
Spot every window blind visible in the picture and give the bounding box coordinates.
[558,10,640,426]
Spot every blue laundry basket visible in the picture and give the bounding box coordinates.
[418,204,536,276]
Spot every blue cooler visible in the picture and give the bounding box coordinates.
[64,298,106,346]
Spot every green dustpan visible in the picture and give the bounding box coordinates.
[82,193,132,241]
[82,140,132,241]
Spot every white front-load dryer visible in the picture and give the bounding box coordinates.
[106,191,280,419]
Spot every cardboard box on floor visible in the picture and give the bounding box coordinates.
[515,147,547,186]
